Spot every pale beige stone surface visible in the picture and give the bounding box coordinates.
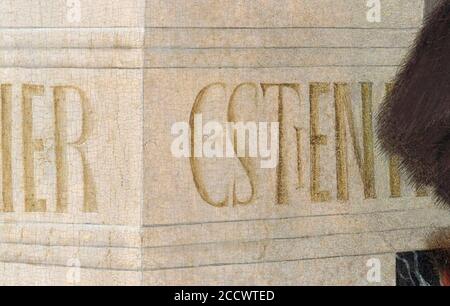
[0,0,145,28]
[146,0,423,28]
[0,69,143,225]
[0,0,144,286]
[0,262,141,286]
[144,68,432,224]
[0,68,143,285]
[146,28,419,49]
[142,0,448,286]
[1,0,449,286]
[144,254,396,286]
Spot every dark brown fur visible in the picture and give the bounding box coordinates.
[377,0,450,206]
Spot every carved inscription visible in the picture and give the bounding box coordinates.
[0,84,96,213]
[190,81,428,207]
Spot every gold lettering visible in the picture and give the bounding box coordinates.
[228,83,257,206]
[310,83,331,202]
[334,84,350,201]
[261,83,301,205]
[389,155,402,198]
[334,83,376,201]
[384,83,402,198]
[22,85,46,212]
[295,127,304,189]
[54,86,96,213]
[416,186,428,197]
[186,81,428,208]
[1,85,13,212]
[361,83,376,199]
[190,83,228,207]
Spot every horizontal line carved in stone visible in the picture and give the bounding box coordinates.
[145,251,395,271]
[0,28,144,49]
[144,65,402,69]
[0,49,143,68]
[144,48,407,68]
[146,0,424,28]
[142,227,445,270]
[143,253,396,285]
[0,243,141,271]
[0,262,141,285]
[0,223,141,248]
[145,28,419,49]
[0,260,141,273]
[143,208,450,248]
[0,0,145,28]
[143,187,433,228]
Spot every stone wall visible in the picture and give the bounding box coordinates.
[0,0,448,285]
